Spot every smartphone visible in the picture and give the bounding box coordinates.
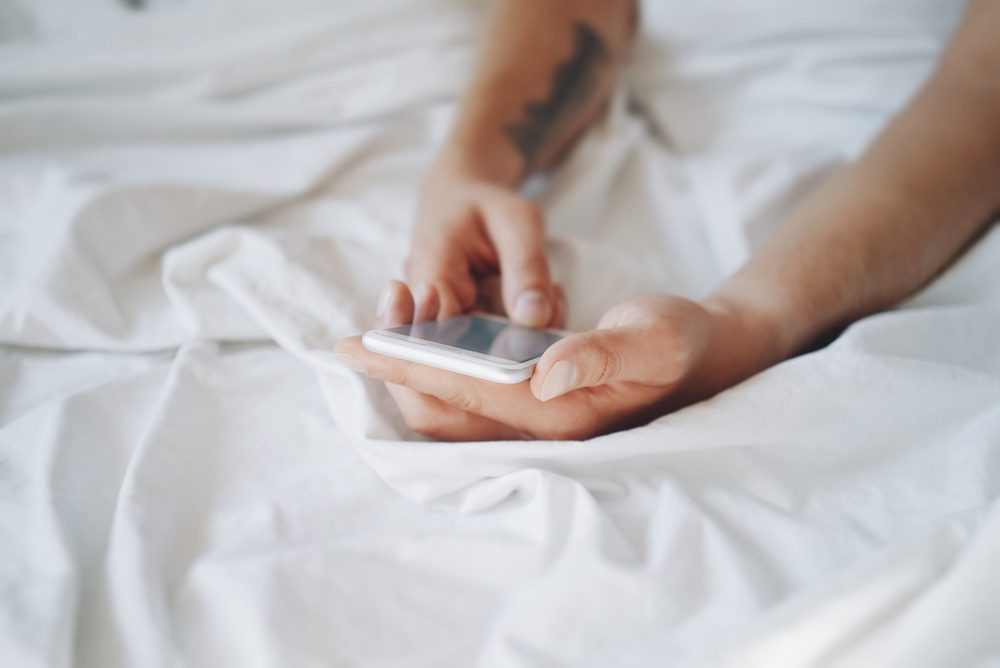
[362,313,567,384]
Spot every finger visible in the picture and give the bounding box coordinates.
[363,280,523,440]
[371,281,513,439]
[530,325,691,402]
[334,335,588,436]
[435,281,464,320]
[412,282,440,322]
[548,283,567,329]
[335,335,602,439]
[385,382,526,441]
[480,191,553,327]
[404,247,478,313]
[375,280,415,328]
[474,273,504,315]
[337,334,510,416]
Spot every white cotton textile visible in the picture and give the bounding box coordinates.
[2,0,999,666]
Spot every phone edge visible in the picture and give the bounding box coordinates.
[361,331,534,384]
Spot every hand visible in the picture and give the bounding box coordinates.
[335,290,777,441]
[356,280,529,441]
[405,160,562,327]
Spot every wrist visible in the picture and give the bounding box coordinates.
[431,125,524,189]
[700,290,793,384]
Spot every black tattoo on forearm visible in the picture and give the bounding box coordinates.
[504,22,610,173]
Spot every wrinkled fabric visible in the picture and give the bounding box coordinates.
[2,0,998,666]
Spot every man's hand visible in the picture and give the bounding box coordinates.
[348,280,527,441]
[335,287,777,441]
[398,0,635,328]
[405,161,563,327]
[337,0,1000,442]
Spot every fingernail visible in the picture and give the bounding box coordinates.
[375,287,392,318]
[336,352,365,373]
[513,290,550,327]
[539,360,577,401]
[386,294,408,327]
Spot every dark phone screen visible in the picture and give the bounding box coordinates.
[386,316,563,363]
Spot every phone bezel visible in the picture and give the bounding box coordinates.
[361,313,567,384]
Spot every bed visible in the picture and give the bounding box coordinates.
[2,0,999,665]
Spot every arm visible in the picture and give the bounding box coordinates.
[442,0,637,185]
[337,0,999,441]
[707,0,1000,380]
[406,0,636,327]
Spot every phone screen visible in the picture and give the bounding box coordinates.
[385,316,563,363]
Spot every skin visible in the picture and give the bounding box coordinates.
[406,0,636,329]
[336,0,1000,441]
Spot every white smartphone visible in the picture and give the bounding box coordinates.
[362,313,567,384]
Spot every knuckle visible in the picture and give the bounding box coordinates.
[670,341,697,378]
[656,322,697,382]
[504,242,549,282]
[591,334,623,385]
[445,389,480,415]
[403,407,444,437]
[496,196,542,228]
[433,280,462,314]
[521,242,548,267]
[454,280,477,309]
[385,367,412,388]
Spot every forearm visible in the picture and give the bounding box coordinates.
[439,0,636,186]
[707,0,1000,373]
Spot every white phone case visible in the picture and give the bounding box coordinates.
[361,329,537,383]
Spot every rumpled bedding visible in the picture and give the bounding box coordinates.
[1,0,998,666]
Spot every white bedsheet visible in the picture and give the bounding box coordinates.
[2,0,999,666]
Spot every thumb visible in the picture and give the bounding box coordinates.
[530,325,692,402]
[480,191,554,327]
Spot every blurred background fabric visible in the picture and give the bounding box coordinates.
[2,0,999,666]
